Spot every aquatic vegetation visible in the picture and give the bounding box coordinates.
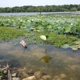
[0,26,79,48]
[0,15,80,48]
[33,31,78,47]
[0,15,80,37]
[0,71,4,76]
[71,40,80,50]
[40,56,52,63]
[61,44,71,49]
[0,27,26,41]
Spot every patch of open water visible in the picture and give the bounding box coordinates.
[0,39,80,80]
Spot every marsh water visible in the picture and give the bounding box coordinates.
[0,12,80,16]
[0,39,80,80]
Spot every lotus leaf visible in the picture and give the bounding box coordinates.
[65,26,71,33]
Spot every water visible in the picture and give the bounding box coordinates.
[0,12,80,16]
[0,39,80,80]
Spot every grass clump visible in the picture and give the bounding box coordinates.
[0,27,26,41]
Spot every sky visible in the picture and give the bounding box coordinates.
[0,0,80,7]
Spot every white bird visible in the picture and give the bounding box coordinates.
[20,40,27,48]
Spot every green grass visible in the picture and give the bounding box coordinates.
[0,27,26,41]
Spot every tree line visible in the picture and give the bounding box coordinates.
[0,4,80,13]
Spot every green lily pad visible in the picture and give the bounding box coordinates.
[65,26,71,33]
[47,25,52,29]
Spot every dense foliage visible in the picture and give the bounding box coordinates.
[0,4,80,12]
[0,15,80,36]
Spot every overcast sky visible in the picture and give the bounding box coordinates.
[0,0,80,7]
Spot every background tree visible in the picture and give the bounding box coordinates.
[70,7,77,11]
[0,4,80,13]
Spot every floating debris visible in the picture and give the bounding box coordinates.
[20,40,27,48]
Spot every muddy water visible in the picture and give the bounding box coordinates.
[0,40,80,80]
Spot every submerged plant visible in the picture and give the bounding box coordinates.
[40,56,52,63]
